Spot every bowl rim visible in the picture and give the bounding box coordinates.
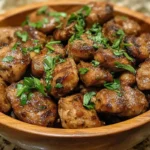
[0,0,150,138]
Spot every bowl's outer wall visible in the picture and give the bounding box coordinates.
[0,120,150,150]
[0,1,150,150]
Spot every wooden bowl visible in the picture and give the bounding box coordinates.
[0,0,150,150]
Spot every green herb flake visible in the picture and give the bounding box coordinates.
[22,47,28,54]
[28,93,33,100]
[68,5,91,42]
[113,49,124,56]
[116,29,125,36]
[22,16,29,26]
[49,12,67,22]
[55,83,63,88]
[115,62,136,74]
[86,23,109,48]
[58,58,66,64]
[91,60,100,67]
[33,39,39,43]
[33,77,46,96]
[46,41,61,52]
[112,39,121,49]
[16,77,47,106]
[16,83,29,97]
[79,68,89,75]
[83,91,96,109]
[12,42,21,51]
[122,43,133,47]
[2,56,14,62]
[25,17,49,29]
[20,93,28,106]
[23,77,34,87]
[77,5,91,17]
[44,55,57,91]
[37,6,48,15]
[28,45,42,53]
[123,51,134,62]
[16,31,28,42]
[104,79,121,96]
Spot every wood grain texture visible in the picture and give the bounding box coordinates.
[0,0,150,150]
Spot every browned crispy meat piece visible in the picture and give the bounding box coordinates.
[95,89,125,114]
[114,16,141,35]
[0,26,46,58]
[67,34,95,62]
[102,20,120,43]
[50,58,79,98]
[46,37,66,57]
[94,48,131,72]
[31,52,57,77]
[0,27,21,48]
[136,59,150,90]
[0,41,30,83]
[124,34,150,61]
[7,83,57,127]
[120,72,136,86]
[28,7,66,33]
[119,86,148,117]
[102,16,141,43]
[95,86,148,117]
[78,61,113,87]
[58,93,103,129]
[31,43,66,77]
[86,2,113,27]
[23,26,46,44]
[17,26,46,59]
[53,22,75,41]
[0,77,11,113]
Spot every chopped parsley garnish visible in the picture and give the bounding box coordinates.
[22,16,30,26]
[123,51,134,62]
[104,79,121,96]
[2,56,14,62]
[21,44,42,54]
[83,91,96,109]
[122,43,133,47]
[20,93,28,106]
[16,77,46,106]
[79,68,89,74]
[86,23,108,49]
[32,18,49,28]
[68,5,91,42]
[91,60,100,67]
[68,5,91,25]
[37,6,48,15]
[22,17,49,29]
[55,83,63,88]
[16,31,28,42]
[112,29,125,49]
[43,55,66,91]
[111,29,134,62]
[49,12,67,22]
[12,42,21,51]
[36,5,67,22]
[46,40,61,52]
[28,44,42,53]
[58,58,66,63]
[44,56,57,91]
[77,5,91,17]
[115,62,136,74]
